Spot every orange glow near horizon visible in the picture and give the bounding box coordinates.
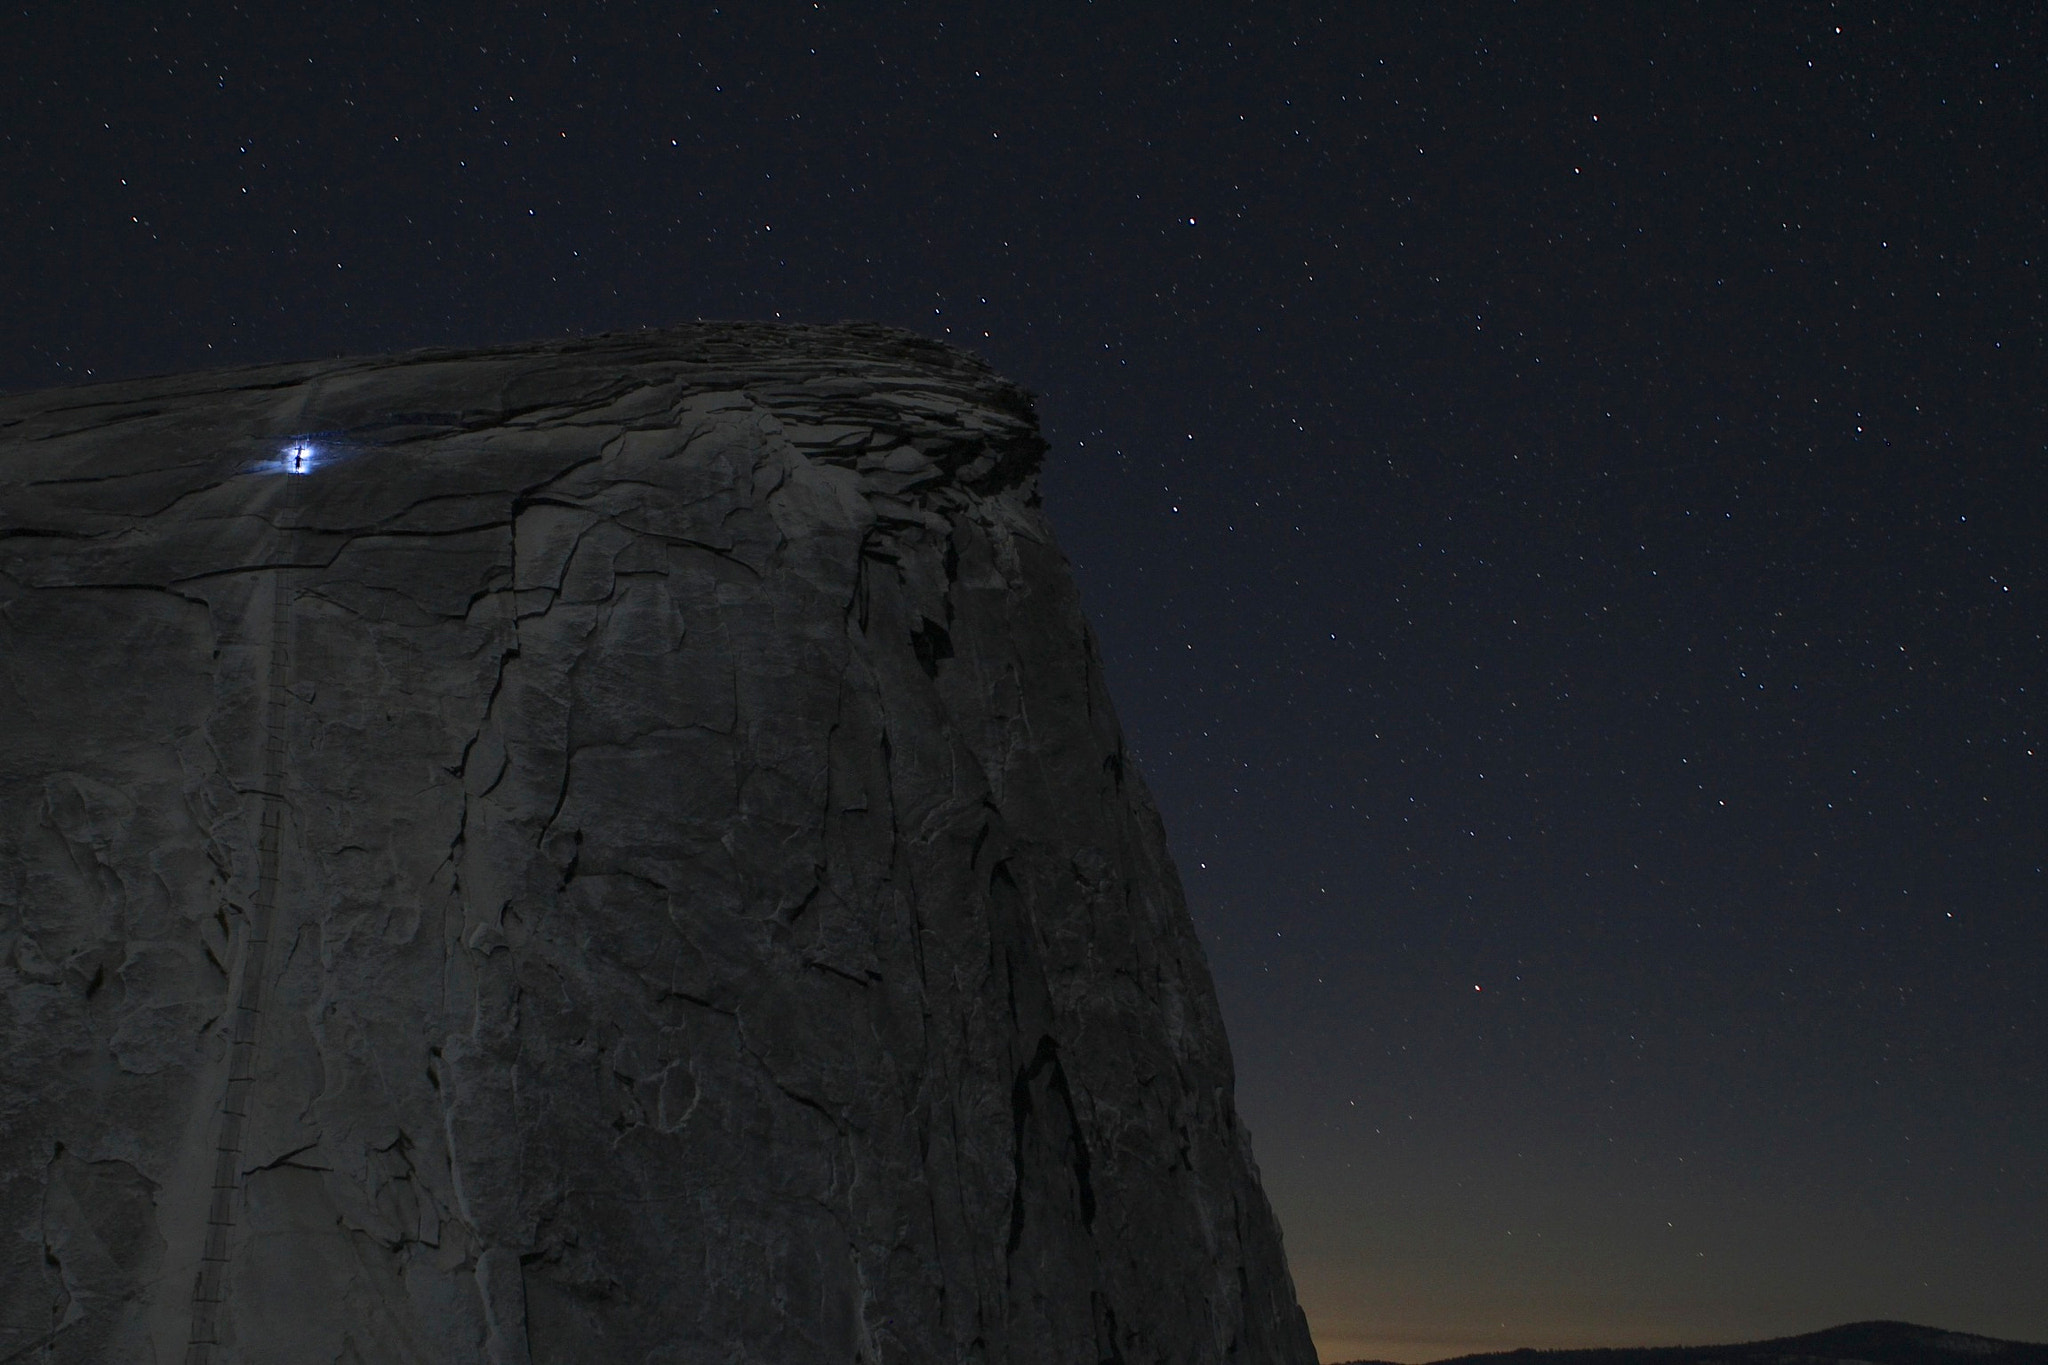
[1304,1312,1659,1365]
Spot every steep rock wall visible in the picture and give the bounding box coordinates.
[0,324,1314,1364]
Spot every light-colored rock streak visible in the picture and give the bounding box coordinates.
[182,476,296,1363]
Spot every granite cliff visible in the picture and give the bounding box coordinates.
[0,324,1315,1363]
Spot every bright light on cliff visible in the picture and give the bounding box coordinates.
[255,438,334,476]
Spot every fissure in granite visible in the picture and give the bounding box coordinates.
[0,323,1316,1364]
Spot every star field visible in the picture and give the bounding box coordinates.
[4,5,2043,1361]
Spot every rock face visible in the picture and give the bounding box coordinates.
[0,324,1314,1364]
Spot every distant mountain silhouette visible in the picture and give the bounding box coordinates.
[1341,1321,2048,1365]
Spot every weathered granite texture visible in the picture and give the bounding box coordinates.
[0,323,1314,1364]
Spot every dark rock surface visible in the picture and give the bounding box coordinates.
[0,324,1315,1363]
[1340,1322,2048,1365]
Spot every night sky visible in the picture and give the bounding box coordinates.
[5,5,2044,1361]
